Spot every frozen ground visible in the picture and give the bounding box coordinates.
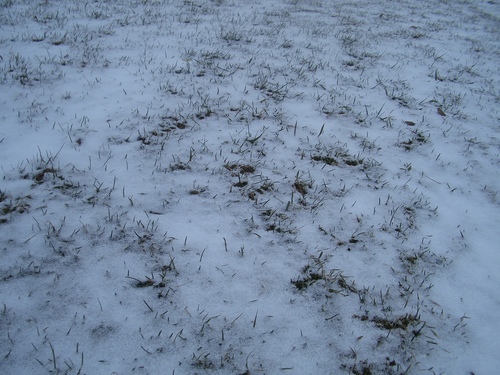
[0,0,499,374]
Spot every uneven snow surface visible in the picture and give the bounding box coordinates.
[1,0,499,374]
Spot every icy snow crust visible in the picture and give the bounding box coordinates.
[0,0,499,374]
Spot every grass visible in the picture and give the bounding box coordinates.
[1,0,499,374]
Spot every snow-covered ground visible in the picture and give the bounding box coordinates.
[1,0,499,374]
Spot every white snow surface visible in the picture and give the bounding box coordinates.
[0,0,499,374]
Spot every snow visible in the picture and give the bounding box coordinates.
[1,0,499,374]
